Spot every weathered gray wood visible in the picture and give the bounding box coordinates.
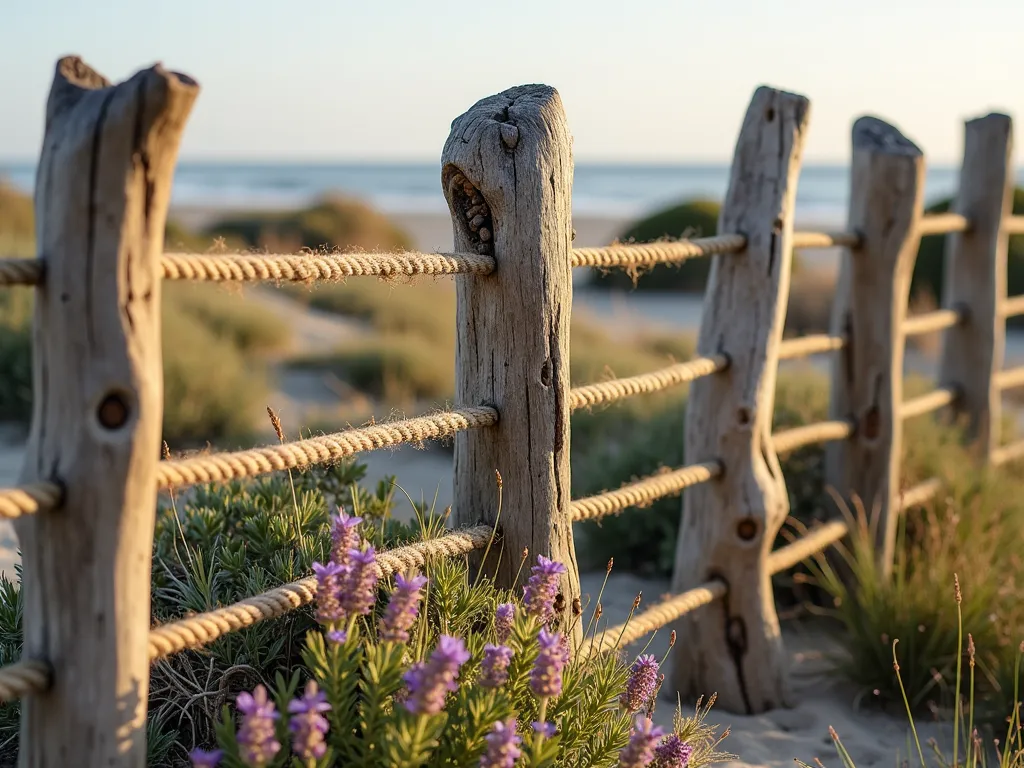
[443,86,580,640]
[14,57,197,767]
[670,87,809,714]
[939,114,1014,460]
[825,116,925,578]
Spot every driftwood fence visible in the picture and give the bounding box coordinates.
[0,56,1021,765]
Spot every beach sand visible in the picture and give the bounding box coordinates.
[0,207,955,767]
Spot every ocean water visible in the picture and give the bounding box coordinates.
[4,161,1019,225]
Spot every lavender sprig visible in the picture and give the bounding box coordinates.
[619,716,664,768]
[522,555,567,625]
[480,718,522,768]
[495,603,515,643]
[330,508,362,567]
[312,561,346,625]
[479,644,514,689]
[530,629,568,698]
[653,735,694,768]
[189,749,223,768]
[379,573,427,643]
[342,545,379,617]
[235,685,281,768]
[621,654,660,712]
[288,680,332,760]
[403,635,472,716]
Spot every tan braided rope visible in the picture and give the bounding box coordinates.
[156,407,497,490]
[918,212,971,237]
[149,525,493,661]
[0,258,43,286]
[903,308,963,337]
[767,520,850,574]
[0,481,62,518]
[771,419,854,456]
[161,250,495,282]
[570,235,747,269]
[896,478,943,511]
[583,580,727,658]
[995,365,1024,391]
[777,334,846,360]
[993,439,1024,467]
[790,231,862,249]
[1002,294,1024,318]
[0,660,51,702]
[1005,216,1024,236]
[900,387,958,420]
[568,355,728,411]
[571,462,721,523]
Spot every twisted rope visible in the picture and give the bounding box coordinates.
[0,481,62,518]
[900,387,958,420]
[1005,216,1024,236]
[767,521,849,574]
[771,419,854,456]
[0,660,51,702]
[0,258,43,286]
[993,439,1024,468]
[156,407,497,490]
[896,478,942,511]
[161,250,495,282]
[1002,294,1024,318]
[995,365,1024,391]
[777,334,846,361]
[571,462,721,522]
[583,580,727,658]
[568,355,728,411]
[149,525,493,661]
[918,213,971,237]
[570,235,747,269]
[903,308,963,337]
[790,231,862,249]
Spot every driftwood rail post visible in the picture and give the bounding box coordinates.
[14,58,197,767]
[670,86,809,714]
[443,86,581,640]
[938,114,1014,460]
[825,117,925,577]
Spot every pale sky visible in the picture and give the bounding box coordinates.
[1,0,1020,164]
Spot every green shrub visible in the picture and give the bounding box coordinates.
[911,187,1024,309]
[206,196,412,254]
[165,283,291,356]
[0,181,34,258]
[202,535,732,768]
[590,200,721,292]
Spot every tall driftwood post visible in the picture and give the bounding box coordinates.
[670,87,809,714]
[938,114,1014,461]
[825,117,925,578]
[14,58,197,767]
[443,86,580,640]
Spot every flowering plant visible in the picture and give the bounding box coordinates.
[195,512,732,768]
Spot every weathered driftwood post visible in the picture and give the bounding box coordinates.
[938,114,1014,461]
[443,86,580,639]
[670,86,809,714]
[14,57,197,766]
[825,117,925,577]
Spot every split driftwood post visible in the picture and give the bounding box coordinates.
[825,117,924,577]
[670,86,809,714]
[443,86,581,641]
[14,57,197,767]
[938,114,1014,460]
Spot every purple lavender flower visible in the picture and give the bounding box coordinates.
[618,716,665,768]
[331,508,363,566]
[479,718,522,768]
[235,685,281,768]
[479,644,514,689]
[522,555,567,624]
[403,635,472,715]
[312,561,346,624]
[532,721,556,738]
[342,545,380,617]
[530,629,568,698]
[379,573,427,643]
[653,735,694,768]
[189,749,223,768]
[288,680,332,760]
[326,629,348,644]
[495,603,515,643]
[621,654,660,712]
